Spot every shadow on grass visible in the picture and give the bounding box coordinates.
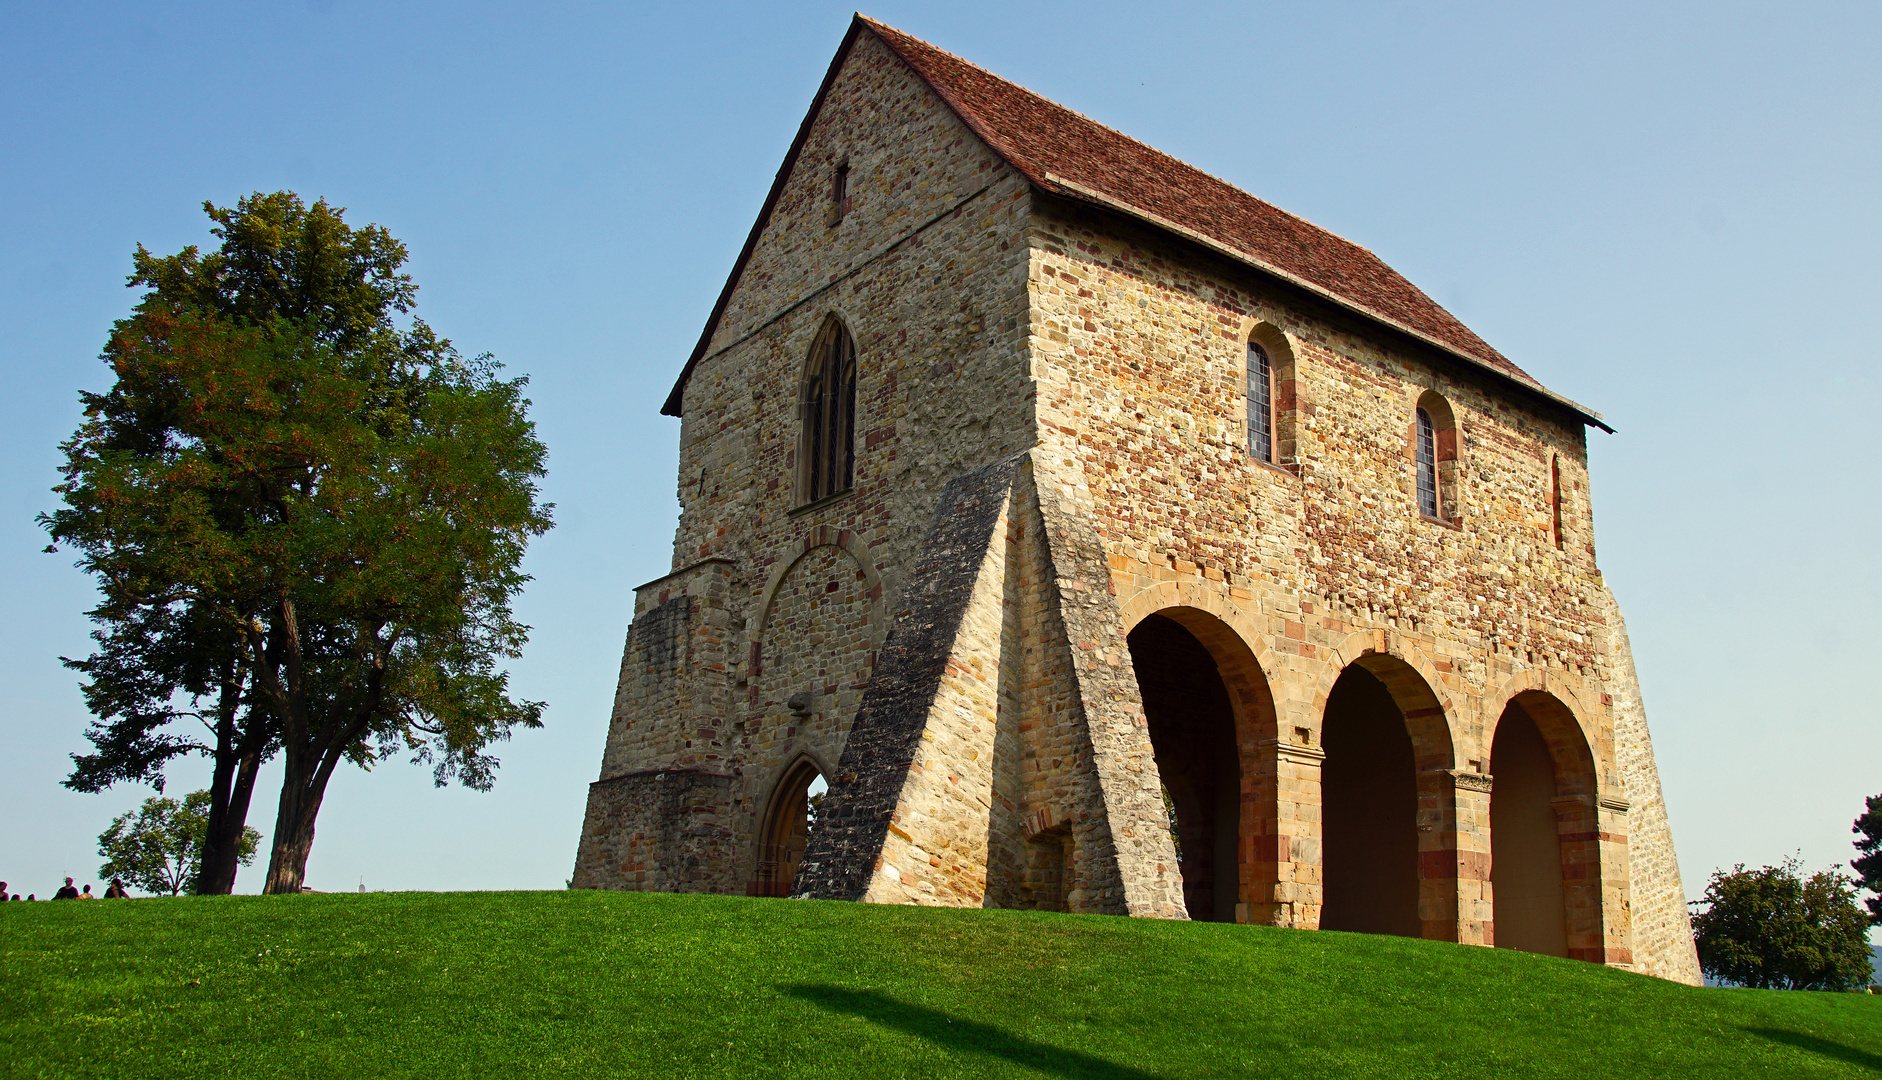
[783,985,1168,1079]
[1746,1028,1882,1073]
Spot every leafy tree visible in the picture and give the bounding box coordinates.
[1853,793,1882,924]
[98,791,260,896]
[61,595,274,895]
[1690,858,1873,991]
[44,192,552,894]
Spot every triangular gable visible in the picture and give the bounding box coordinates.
[665,15,1605,431]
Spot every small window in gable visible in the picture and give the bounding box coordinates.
[799,317,858,504]
[828,160,851,226]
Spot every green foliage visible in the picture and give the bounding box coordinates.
[1692,858,1874,991]
[43,192,552,890]
[97,791,259,897]
[1853,794,1882,925]
[3,892,1881,1079]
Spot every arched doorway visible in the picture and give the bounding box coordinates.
[1488,690,1602,959]
[1320,665,1421,936]
[1489,700,1567,955]
[1126,612,1266,923]
[751,759,826,897]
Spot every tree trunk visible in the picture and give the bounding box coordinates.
[262,758,330,894]
[196,667,267,895]
[196,739,263,894]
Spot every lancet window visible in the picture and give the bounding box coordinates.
[800,319,857,504]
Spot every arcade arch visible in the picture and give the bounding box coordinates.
[1123,607,1278,923]
[1489,689,1604,959]
[1319,652,1457,940]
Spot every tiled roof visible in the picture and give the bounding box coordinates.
[665,15,1604,429]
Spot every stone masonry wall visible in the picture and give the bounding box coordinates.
[1602,593,1702,984]
[657,34,1038,892]
[574,557,740,891]
[793,453,1022,901]
[583,30,1697,983]
[1022,195,1696,977]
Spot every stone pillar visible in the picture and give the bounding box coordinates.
[1596,795,1636,968]
[1551,792,1635,967]
[1448,769,1494,946]
[1416,767,1492,944]
[1243,737,1324,928]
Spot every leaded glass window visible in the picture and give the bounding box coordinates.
[1416,407,1438,517]
[803,322,858,503]
[1248,342,1273,462]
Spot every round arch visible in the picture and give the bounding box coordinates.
[1315,633,1462,941]
[742,527,886,683]
[1122,603,1280,924]
[1484,683,1614,962]
[1308,631,1461,772]
[1483,669,1612,799]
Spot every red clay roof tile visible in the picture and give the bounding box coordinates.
[665,16,1603,429]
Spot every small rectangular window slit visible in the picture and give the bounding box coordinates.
[829,160,850,225]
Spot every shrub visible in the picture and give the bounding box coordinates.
[1691,857,1872,991]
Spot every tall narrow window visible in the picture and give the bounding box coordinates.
[801,320,858,503]
[1415,407,1438,518]
[829,161,850,225]
[1248,342,1274,463]
[1550,454,1565,549]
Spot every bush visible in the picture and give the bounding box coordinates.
[1691,858,1873,991]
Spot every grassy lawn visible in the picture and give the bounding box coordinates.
[2,889,1878,1078]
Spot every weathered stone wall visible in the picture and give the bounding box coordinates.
[1020,194,1694,978]
[1601,593,1703,984]
[571,770,734,892]
[580,28,1697,984]
[574,557,740,891]
[736,538,876,889]
[792,453,1020,903]
[587,35,1035,898]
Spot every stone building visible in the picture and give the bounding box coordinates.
[572,15,1701,983]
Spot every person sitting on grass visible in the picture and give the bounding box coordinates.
[79,884,94,899]
[0,881,8,901]
[53,877,79,900]
[103,879,128,899]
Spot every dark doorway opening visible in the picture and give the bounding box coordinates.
[1127,614,1241,922]
[1320,665,1420,936]
[751,761,825,897]
[1491,703,1569,956]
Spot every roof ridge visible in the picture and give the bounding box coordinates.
[665,15,1605,431]
[856,15,1384,263]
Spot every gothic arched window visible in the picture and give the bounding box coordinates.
[800,319,858,504]
[1248,342,1274,463]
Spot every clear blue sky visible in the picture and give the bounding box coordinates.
[3,0,1878,918]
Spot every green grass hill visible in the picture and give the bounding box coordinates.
[3,890,1878,1078]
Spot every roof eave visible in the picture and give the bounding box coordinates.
[1035,175,1613,434]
